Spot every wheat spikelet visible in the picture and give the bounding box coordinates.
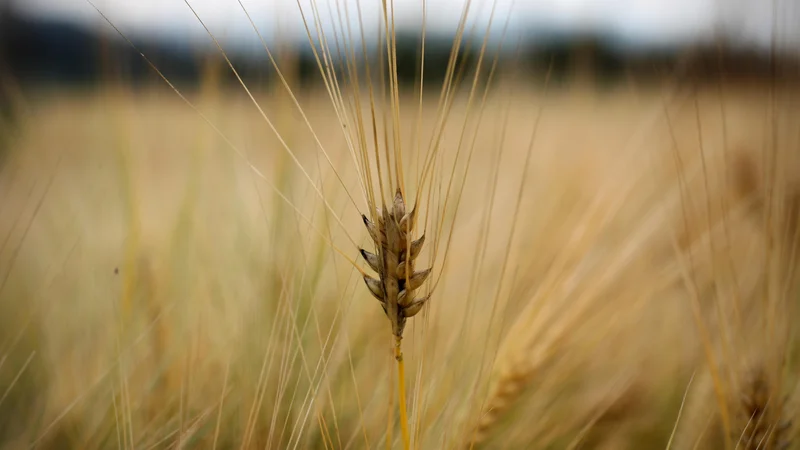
[360,188,431,340]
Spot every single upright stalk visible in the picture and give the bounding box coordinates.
[395,337,410,450]
[360,189,431,450]
[386,367,395,450]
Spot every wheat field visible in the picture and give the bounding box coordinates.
[1,6,800,448]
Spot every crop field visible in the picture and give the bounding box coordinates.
[0,19,799,449]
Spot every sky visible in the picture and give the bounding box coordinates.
[11,0,800,52]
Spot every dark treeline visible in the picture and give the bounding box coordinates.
[1,8,799,97]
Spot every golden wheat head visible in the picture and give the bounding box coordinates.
[360,188,430,340]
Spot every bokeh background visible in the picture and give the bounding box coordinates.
[2,0,800,92]
[1,1,800,449]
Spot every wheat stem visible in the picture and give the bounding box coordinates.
[387,346,395,450]
[395,336,411,450]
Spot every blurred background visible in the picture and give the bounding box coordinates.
[1,1,800,449]
[2,0,799,94]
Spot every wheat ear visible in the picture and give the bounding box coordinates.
[734,367,792,450]
[360,188,431,449]
[470,361,531,446]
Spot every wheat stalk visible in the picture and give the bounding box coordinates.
[360,187,431,449]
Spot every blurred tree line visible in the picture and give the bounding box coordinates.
[0,6,798,96]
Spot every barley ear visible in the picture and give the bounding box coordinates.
[359,188,431,339]
[469,365,530,446]
[359,188,432,450]
[734,367,792,450]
